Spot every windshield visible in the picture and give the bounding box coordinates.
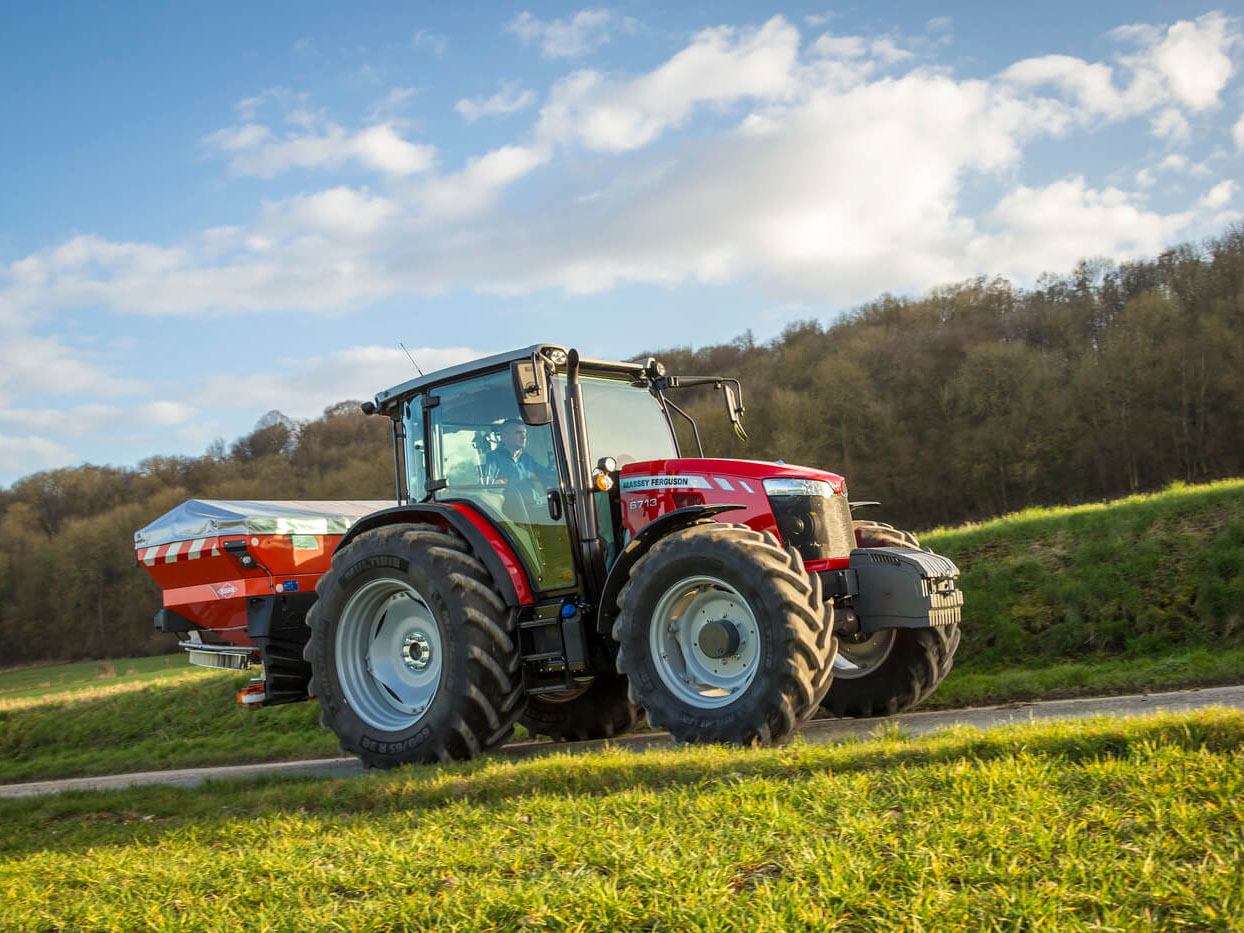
[571,374,679,466]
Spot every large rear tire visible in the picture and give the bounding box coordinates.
[305,523,524,768]
[613,523,835,746]
[519,674,643,742]
[819,519,960,718]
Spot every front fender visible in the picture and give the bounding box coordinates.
[595,504,744,635]
[336,502,534,607]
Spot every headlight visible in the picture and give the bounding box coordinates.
[763,477,835,497]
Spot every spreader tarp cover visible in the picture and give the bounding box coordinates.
[134,499,395,548]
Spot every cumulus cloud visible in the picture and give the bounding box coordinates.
[967,178,1191,279]
[1198,180,1238,210]
[1234,111,1244,149]
[0,331,142,405]
[507,9,631,59]
[536,17,801,153]
[0,433,77,479]
[455,82,538,123]
[205,118,434,178]
[1000,12,1239,130]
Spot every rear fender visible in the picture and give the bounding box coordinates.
[335,503,535,606]
[595,504,744,635]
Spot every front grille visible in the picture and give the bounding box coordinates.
[770,492,855,563]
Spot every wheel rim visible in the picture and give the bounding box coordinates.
[833,629,896,679]
[649,575,761,709]
[335,577,443,732]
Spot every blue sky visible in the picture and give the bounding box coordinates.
[1,2,1241,486]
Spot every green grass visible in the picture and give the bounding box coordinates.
[928,644,1244,709]
[924,477,1244,669]
[0,667,338,784]
[1,709,1240,929]
[0,654,188,703]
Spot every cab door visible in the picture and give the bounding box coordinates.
[420,368,578,594]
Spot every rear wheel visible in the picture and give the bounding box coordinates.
[305,523,524,768]
[520,674,643,742]
[613,523,835,746]
[820,519,960,717]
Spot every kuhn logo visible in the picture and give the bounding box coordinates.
[212,583,238,599]
[620,474,712,491]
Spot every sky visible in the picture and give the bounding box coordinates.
[1,1,1242,487]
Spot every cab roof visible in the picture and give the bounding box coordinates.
[373,343,647,412]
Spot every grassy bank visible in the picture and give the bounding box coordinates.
[1,479,1242,784]
[924,477,1244,669]
[1,709,1240,929]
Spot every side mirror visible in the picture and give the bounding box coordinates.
[722,382,748,441]
[511,358,553,426]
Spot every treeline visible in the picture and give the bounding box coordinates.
[2,225,1244,663]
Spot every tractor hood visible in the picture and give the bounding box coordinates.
[617,458,854,572]
[617,458,845,494]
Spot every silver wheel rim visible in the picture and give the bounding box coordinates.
[833,629,896,679]
[335,577,443,732]
[649,575,761,709]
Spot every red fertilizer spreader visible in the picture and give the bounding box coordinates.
[135,499,391,705]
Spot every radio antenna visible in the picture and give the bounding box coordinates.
[399,342,425,376]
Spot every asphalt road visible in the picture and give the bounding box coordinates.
[3,684,1242,800]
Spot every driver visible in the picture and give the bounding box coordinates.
[484,419,549,488]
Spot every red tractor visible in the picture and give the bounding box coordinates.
[138,344,962,766]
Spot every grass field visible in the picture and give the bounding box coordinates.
[0,709,1240,929]
[1,478,1242,785]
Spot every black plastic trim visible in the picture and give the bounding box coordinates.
[154,608,199,633]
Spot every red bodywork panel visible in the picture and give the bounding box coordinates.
[443,502,536,606]
[619,458,851,572]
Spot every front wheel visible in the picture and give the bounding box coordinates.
[613,523,836,746]
[305,523,524,768]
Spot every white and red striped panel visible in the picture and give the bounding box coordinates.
[136,537,222,566]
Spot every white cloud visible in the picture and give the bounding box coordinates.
[455,82,537,123]
[0,330,142,405]
[205,118,434,179]
[1139,12,1236,111]
[1234,111,1244,149]
[1150,107,1191,143]
[416,144,551,219]
[198,345,485,418]
[967,177,1191,279]
[1198,179,1238,210]
[1001,12,1240,134]
[0,433,77,480]
[508,9,630,59]
[272,187,397,238]
[536,17,800,153]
